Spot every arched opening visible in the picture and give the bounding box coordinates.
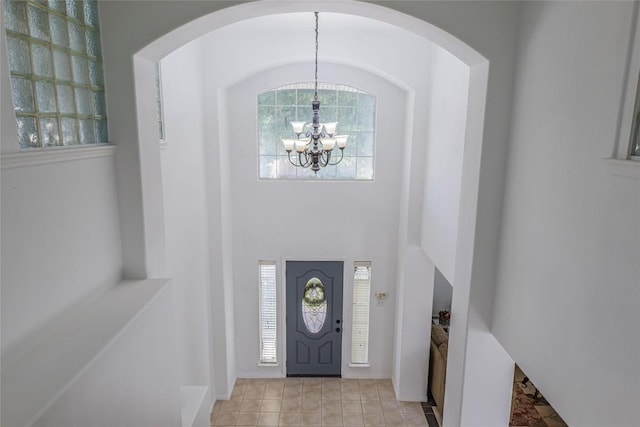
[128,2,504,425]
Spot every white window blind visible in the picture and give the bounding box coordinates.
[351,261,371,365]
[259,261,277,364]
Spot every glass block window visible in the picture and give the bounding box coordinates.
[258,82,375,180]
[155,62,164,141]
[3,0,108,148]
[630,73,640,158]
[259,261,277,364]
[351,261,371,365]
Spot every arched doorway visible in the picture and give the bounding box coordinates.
[125,2,496,425]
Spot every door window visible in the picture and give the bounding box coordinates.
[301,277,327,334]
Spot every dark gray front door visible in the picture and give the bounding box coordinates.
[286,261,343,376]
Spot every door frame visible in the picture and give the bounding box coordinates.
[280,256,348,378]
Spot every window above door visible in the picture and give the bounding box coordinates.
[257,82,376,180]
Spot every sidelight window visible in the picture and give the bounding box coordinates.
[259,261,277,364]
[351,261,371,365]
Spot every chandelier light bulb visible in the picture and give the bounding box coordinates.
[335,135,349,149]
[282,139,296,152]
[322,122,338,136]
[321,138,336,151]
[295,140,309,153]
[290,121,306,134]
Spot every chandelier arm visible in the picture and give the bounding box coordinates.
[287,151,312,168]
[298,150,313,168]
[287,151,303,167]
[300,151,314,168]
[318,150,331,167]
[326,148,345,166]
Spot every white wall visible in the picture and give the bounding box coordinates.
[394,246,434,401]
[493,2,640,426]
[160,39,214,402]
[416,42,516,427]
[420,45,469,283]
[1,153,123,366]
[225,62,407,379]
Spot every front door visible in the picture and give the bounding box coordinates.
[286,261,343,376]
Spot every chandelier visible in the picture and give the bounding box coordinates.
[281,12,349,174]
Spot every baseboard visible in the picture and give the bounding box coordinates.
[340,373,392,380]
[236,371,285,379]
[396,394,428,402]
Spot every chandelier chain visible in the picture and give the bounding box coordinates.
[281,11,348,174]
[314,11,319,101]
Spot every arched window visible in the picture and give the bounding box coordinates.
[258,82,375,180]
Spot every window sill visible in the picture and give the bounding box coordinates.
[348,363,370,368]
[1,144,116,170]
[258,362,279,367]
[603,157,640,179]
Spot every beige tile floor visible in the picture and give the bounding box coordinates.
[210,378,428,426]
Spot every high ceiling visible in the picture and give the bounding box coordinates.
[198,12,435,90]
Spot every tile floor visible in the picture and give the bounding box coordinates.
[210,378,431,426]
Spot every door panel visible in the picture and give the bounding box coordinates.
[286,261,343,376]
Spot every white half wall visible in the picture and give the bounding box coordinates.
[31,282,181,427]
